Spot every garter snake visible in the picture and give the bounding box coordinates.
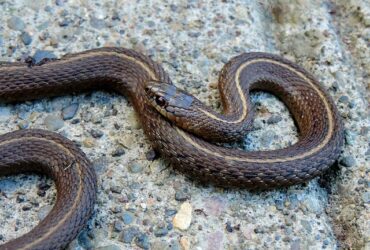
[0,47,343,249]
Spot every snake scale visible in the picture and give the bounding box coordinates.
[0,47,343,249]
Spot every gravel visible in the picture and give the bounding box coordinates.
[0,1,369,249]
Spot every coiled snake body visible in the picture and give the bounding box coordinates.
[0,47,343,249]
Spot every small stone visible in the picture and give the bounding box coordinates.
[338,95,349,104]
[44,114,64,130]
[175,190,190,201]
[110,185,122,194]
[122,211,135,224]
[113,220,124,232]
[267,115,282,124]
[154,226,168,237]
[303,196,322,214]
[93,157,108,173]
[38,205,53,220]
[127,112,141,129]
[90,129,104,138]
[173,202,192,230]
[129,161,144,173]
[90,16,106,29]
[146,149,158,161]
[7,16,25,31]
[0,107,11,122]
[180,236,190,250]
[83,138,95,148]
[165,209,177,217]
[111,146,125,157]
[17,120,29,129]
[58,18,70,27]
[339,156,356,168]
[78,230,93,249]
[62,103,79,120]
[225,222,233,233]
[16,194,26,203]
[135,233,150,249]
[20,32,32,45]
[33,50,57,64]
[55,0,66,6]
[362,192,370,204]
[119,226,140,243]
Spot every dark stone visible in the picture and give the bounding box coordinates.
[16,195,26,203]
[339,156,356,168]
[135,233,150,249]
[33,50,57,65]
[20,32,32,45]
[119,227,140,243]
[145,149,158,161]
[22,204,32,211]
[267,115,282,124]
[90,129,104,138]
[78,230,94,249]
[110,185,122,194]
[112,147,125,157]
[113,220,124,232]
[62,103,79,120]
[122,211,134,224]
[175,190,189,201]
[154,227,168,237]
[225,222,233,233]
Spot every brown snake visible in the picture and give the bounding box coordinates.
[0,47,343,249]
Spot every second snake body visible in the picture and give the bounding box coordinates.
[0,47,343,249]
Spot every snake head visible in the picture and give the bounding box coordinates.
[145,81,195,122]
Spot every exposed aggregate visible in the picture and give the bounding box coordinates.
[0,0,369,249]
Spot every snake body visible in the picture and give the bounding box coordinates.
[0,47,343,249]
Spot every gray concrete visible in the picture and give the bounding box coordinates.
[0,0,369,249]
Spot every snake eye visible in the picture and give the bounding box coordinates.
[155,96,166,107]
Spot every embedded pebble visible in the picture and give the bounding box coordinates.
[119,226,140,243]
[339,156,356,168]
[0,1,368,249]
[32,50,57,64]
[44,114,64,130]
[180,236,190,250]
[111,146,125,157]
[0,107,11,122]
[20,32,32,45]
[7,16,25,30]
[122,211,135,225]
[90,129,104,138]
[135,233,150,249]
[173,202,192,230]
[62,103,79,120]
[267,114,282,124]
[128,161,144,173]
[175,190,190,201]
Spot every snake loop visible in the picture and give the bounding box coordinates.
[0,48,343,249]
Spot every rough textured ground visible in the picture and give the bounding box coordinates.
[0,0,369,249]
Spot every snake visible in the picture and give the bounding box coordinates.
[0,47,343,249]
